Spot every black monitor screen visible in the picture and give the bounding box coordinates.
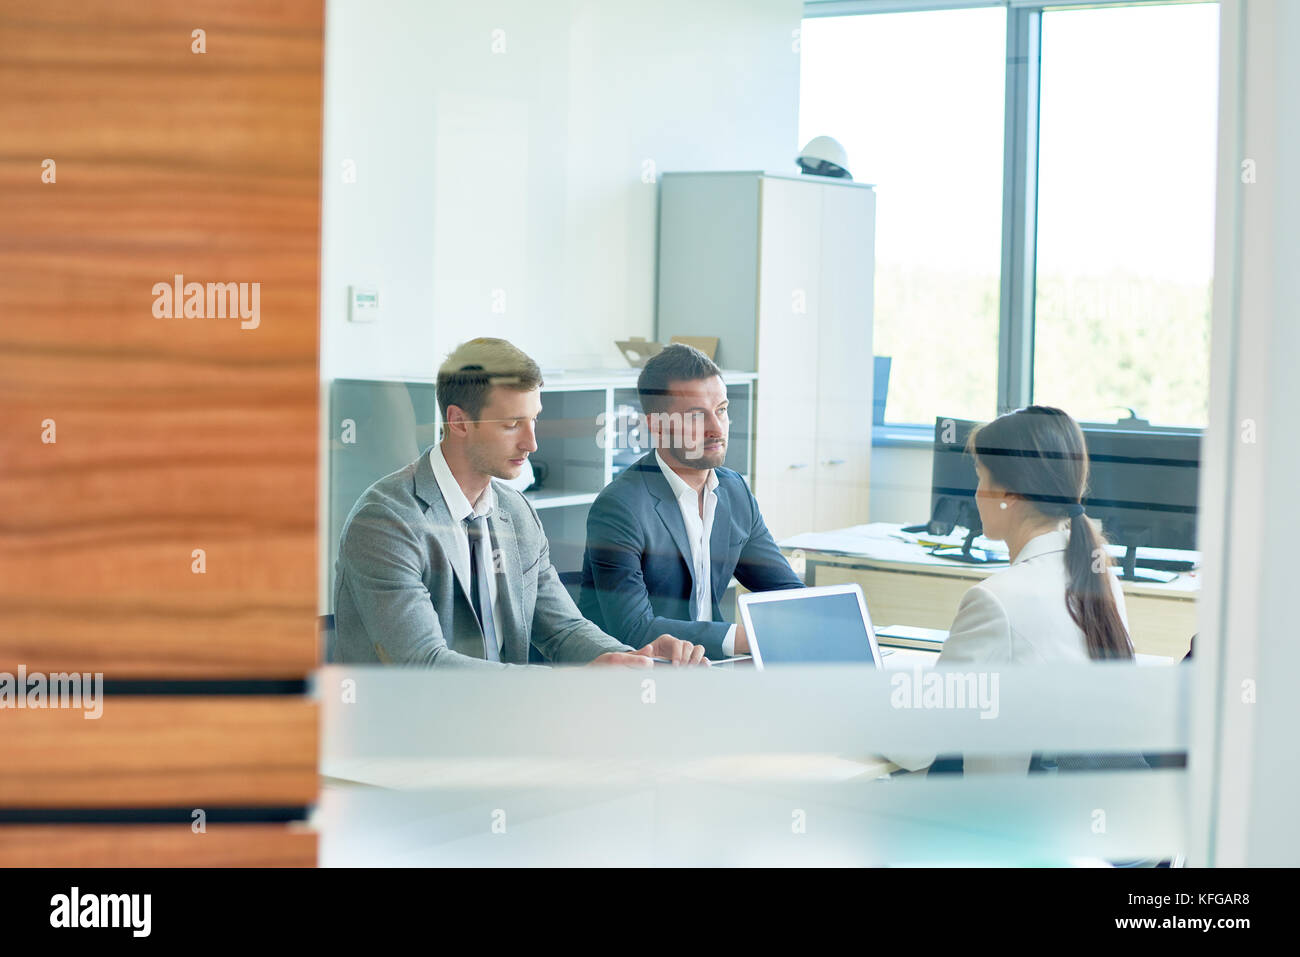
[927,415,1200,552]
[744,592,878,666]
[929,417,982,536]
[1082,429,1200,552]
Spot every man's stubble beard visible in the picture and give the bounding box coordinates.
[667,441,726,471]
[468,442,519,481]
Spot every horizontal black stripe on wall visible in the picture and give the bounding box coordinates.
[99,680,309,695]
[0,806,312,825]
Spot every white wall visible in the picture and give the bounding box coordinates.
[869,445,932,524]
[319,0,803,381]
[318,0,802,607]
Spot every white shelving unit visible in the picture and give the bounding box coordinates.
[526,490,600,511]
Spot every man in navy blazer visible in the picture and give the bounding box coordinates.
[579,344,804,659]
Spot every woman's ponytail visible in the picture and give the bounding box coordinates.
[1063,507,1133,660]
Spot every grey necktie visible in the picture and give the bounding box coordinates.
[465,515,500,661]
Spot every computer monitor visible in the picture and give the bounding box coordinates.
[1079,428,1200,579]
[922,417,996,563]
[921,415,1201,580]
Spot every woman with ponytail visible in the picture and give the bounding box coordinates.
[892,406,1136,774]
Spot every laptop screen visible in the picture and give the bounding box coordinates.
[745,591,879,666]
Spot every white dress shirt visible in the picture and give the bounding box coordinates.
[654,451,739,656]
[429,443,504,657]
[891,527,1131,774]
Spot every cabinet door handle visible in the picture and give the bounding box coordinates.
[823,458,846,466]
[788,462,809,470]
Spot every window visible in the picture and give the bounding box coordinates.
[800,0,1219,431]
[1033,3,1219,426]
[799,7,1007,425]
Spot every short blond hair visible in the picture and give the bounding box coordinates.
[436,338,544,421]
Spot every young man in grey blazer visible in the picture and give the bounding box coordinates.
[579,344,804,659]
[333,337,707,669]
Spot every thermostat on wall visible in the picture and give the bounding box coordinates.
[348,285,379,323]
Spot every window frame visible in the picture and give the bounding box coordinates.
[803,0,1218,444]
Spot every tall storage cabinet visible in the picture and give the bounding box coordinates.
[656,171,876,540]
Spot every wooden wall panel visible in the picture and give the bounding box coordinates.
[0,0,323,678]
[0,825,317,868]
[0,1,323,866]
[0,698,317,808]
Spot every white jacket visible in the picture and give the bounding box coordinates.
[891,527,1130,774]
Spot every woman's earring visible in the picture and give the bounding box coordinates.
[999,501,1008,510]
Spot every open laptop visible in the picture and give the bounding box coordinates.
[737,584,887,669]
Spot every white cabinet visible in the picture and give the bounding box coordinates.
[656,171,876,540]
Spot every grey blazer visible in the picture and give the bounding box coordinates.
[332,451,633,667]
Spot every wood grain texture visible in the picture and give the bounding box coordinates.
[0,697,318,808]
[0,0,323,677]
[0,824,317,867]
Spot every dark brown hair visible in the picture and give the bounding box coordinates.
[436,338,543,422]
[969,406,1133,660]
[637,343,722,415]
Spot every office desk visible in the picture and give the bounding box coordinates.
[313,661,1185,865]
[781,523,1198,659]
[318,658,924,806]
[322,751,896,794]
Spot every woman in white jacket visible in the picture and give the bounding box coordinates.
[894,406,1136,774]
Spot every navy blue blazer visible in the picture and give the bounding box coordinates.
[579,452,804,659]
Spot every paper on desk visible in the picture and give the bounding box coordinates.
[781,522,1001,559]
[875,625,949,643]
[779,525,887,555]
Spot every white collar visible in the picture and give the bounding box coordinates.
[1012,527,1069,566]
[654,450,717,502]
[429,444,495,523]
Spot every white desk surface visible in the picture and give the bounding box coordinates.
[320,646,1175,795]
[320,655,932,793]
[781,522,1201,598]
[322,657,914,792]
[322,751,894,793]
[879,643,1174,668]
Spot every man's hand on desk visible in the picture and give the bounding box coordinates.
[589,634,710,668]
